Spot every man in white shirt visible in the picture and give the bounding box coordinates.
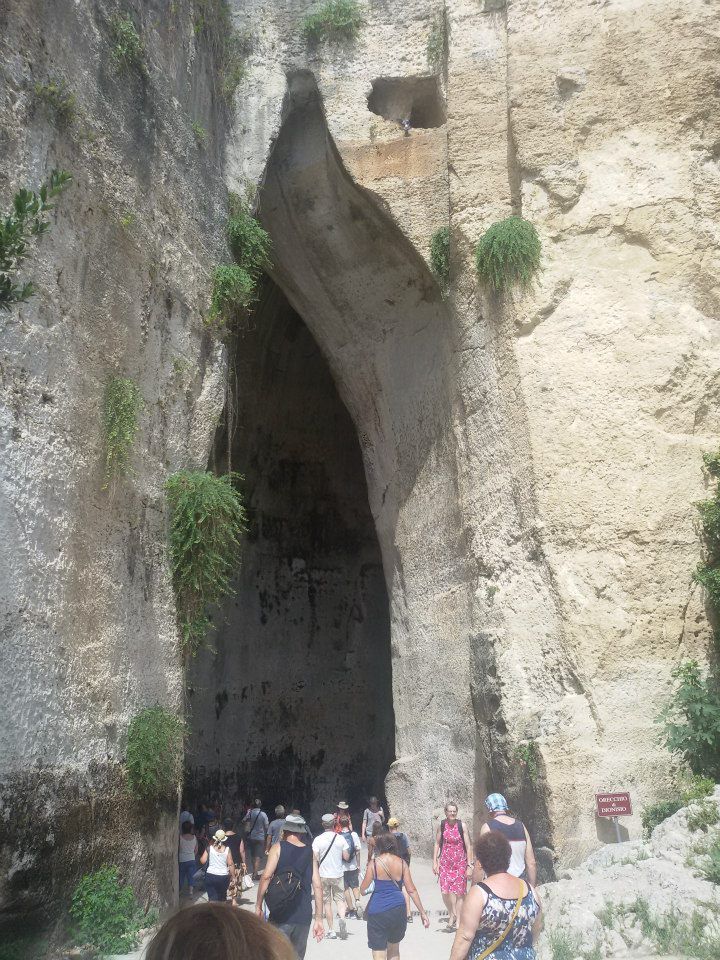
[312,813,350,940]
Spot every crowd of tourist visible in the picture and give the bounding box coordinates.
[155,791,541,960]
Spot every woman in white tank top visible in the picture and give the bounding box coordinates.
[200,830,236,902]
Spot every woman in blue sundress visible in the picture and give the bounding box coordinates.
[448,831,541,960]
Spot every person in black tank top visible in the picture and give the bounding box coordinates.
[479,794,537,886]
[255,815,325,959]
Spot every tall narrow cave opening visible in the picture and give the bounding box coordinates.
[185,281,395,827]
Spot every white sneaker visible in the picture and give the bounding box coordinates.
[326,931,338,939]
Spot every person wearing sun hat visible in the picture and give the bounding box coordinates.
[199,829,236,902]
[256,814,325,959]
[479,793,537,885]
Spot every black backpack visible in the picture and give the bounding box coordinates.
[264,846,311,918]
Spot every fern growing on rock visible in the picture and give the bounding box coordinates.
[475,215,541,292]
[302,0,364,43]
[227,192,271,278]
[0,169,72,311]
[126,706,184,802]
[209,265,257,327]
[165,470,247,654]
[102,376,142,487]
[430,226,450,292]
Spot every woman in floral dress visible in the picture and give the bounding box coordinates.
[448,831,541,960]
[433,802,473,930]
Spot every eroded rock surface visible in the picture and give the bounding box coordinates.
[1,0,719,929]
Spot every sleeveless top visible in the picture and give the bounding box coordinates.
[487,818,527,878]
[178,834,196,863]
[269,840,313,924]
[207,844,229,876]
[367,858,405,915]
[469,882,539,960]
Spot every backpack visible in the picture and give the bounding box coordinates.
[439,819,469,859]
[341,830,356,861]
[264,846,311,918]
[394,831,410,863]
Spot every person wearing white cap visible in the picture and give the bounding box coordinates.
[312,813,351,939]
[256,814,325,959]
[479,794,536,885]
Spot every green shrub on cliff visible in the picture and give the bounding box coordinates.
[302,0,364,43]
[475,215,541,292]
[209,265,256,327]
[165,470,247,653]
[126,706,184,802]
[109,15,145,73]
[641,774,714,836]
[102,376,142,487]
[661,661,720,781]
[430,226,450,291]
[70,867,148,955]
[34,78,77,125]
[227,192,271,278]
[0,169,72,311]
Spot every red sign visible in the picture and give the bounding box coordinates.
[595,792,632,818]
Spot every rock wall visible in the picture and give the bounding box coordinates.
[0,0,228,926]
[224,0,719,863]
[1,0,719,929]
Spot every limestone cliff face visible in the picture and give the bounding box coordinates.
[1,0,718,927]
[0,0,228,922]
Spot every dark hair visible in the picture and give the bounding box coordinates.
[374,833,399,856]
[372,821,388,838]
[181,821,193,835]
[223,818,234,831]
[475,831,511,876]
[254,799,262,807]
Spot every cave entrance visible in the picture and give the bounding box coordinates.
[185,280,395,829]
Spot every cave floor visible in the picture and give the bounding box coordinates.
[112,858,452,960]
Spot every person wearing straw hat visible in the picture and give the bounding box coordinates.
[200,829,236,902]
[256,814,325,959]
[479,795,536,886]
[333,800,354,833]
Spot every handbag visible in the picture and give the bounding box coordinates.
[475,882,525,960]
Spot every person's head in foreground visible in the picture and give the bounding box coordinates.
[475,830,511,876]
[146,902,295,960]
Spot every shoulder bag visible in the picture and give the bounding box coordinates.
[318,833,337,866]
[475,881,525,960]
